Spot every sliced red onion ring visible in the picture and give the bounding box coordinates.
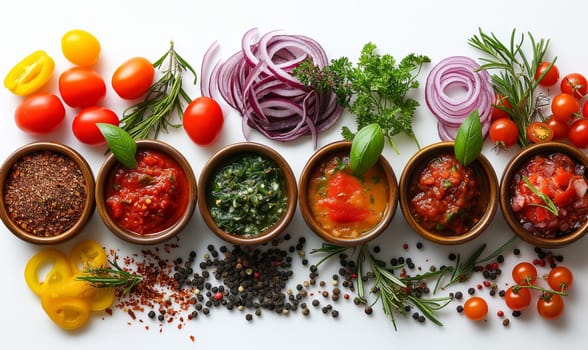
[425,56,494,141]
[202,28,342,147]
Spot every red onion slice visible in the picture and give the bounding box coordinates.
[425,56,494,141]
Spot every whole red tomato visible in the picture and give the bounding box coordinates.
[59,67,106,108]
[14,93,65,134]
[560,72,587,99]
[111,57,154,100]
[568,119,588,149]
[489,118,518,148]
[535,62,559,87]
[183,96,224,146]
[72,107,119,145]
[491,94,512,120]
[546,116,569,140]
[551,93,579,124]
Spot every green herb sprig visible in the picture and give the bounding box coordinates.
[76,259,143,295]
[120,41,197,140]
[294,43,430,153]
[522,175,559,216]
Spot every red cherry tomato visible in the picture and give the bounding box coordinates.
[72,107,119,145]
[546,116,569,140]
[491,94,512,120]
[535,62,559,87]
[560,72,588,99]
[489,118,518,148]
[547,266,573,292]
[111,57,154,100]
[59,67,106,108]
[463,296,488,321]
[551,93,579,123]
[511,262,537,285]
[14,93,65,134]
[504,286,532,311]
[527,121,554,144]
[183,96,224,146]
[583,100,588,119]
[568,118,588,149]
[537,293,565,320]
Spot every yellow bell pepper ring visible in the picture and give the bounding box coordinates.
[24,249,72,296]
[69,239,108,274]
[4,50,55,96]
[41,294,91,331]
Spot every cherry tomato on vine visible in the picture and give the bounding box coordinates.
[504,286,532,311]
[551,93,579,124]
[537,293,564,320]
[512,262,538,285]
[568,119,588,149]
[535,61,559,87]
[560,72,588,99]
[489,118,518,148]
[183,96,224,146]
[463,296,488,321]
[61,29,101,67]
[59,67,106,108]
[547,266,573,292]
[14,93,65,134]
[111,57,155,100]
[527,121,554,144]
[491,94,512,120]
[546,116,569,140]
[72,107,119,145]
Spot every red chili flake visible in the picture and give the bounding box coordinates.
[483,281,491,287]
[402,243,409,250]
[477,284,483,290]
[351,273,358,279]
[128,309,137,320]
[189,335,196,342]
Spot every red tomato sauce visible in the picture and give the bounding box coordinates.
[509,152,588,239]
[410,153,483,235]
[105,150,190,234]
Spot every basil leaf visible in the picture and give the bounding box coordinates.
[350,123,385,175]
[454,110,483,166]
[97,123,137,169]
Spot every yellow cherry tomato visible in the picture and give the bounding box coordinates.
[61,29,101,66]
[69,239,108,274]
[24,249,72,296]
[4,50,55,96]
[41,294,91,331]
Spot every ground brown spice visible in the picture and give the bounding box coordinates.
[4,150,87,236]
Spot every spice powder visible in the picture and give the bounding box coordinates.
[4,150,87,236]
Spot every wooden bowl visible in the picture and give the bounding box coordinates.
[95,139,197,245]
[0,141,95,244]
[500,142,588,248]
[298,141,398,246]
[399,141,498,245]
[197,142,297,246]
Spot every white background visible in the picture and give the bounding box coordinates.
[1,0,587,348]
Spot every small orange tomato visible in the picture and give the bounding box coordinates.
[463,296,488,321]
[111,57,155,100]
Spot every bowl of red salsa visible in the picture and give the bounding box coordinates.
[95,139,197,245]
[298,141,398,246]
[399,141,498,245]
[500,142,588,248]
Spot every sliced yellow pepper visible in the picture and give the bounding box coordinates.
[69,239,108,274]
[24,249,72,296]
[4,50,55,96]
[41,294,91,331]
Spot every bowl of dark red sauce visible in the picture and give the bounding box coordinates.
[0,141,95,244]
[399,141,498,245]
[95,139,197,245]
[500,142,588,248]
[298,141,398,246]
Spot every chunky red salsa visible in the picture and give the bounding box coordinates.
[105,149,190,234]
[410,153,483,235]
[509,152,588,239]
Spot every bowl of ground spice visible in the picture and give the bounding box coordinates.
[0,141,95,244]
[197,142,298,245]
[95,139,197,245]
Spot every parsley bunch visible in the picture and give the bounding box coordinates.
[295,42,430,153]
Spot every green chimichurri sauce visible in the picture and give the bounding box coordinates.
[208,153,287,236]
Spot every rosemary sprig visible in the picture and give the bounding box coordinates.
[468,28,554,146]
[522,175,559,216]
[76,259,143,295]
[120,41,197,140]
[311,243,451,330]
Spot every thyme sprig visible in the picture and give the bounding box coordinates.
[311,243,452,330]
[120,41,197,140]
[522,175,559,216]
[76,259,143,295]
[468,28,554,146]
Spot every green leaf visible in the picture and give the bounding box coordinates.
[97,123,137,169]
[454,110,483,166]
[350,123,384,175]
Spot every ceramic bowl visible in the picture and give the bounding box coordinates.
[500,142,588,248]
[399,141,498,245]
[298,140,398,246]
[0,141,95,244]
[95,139,197,245]
[197,142,298,246]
